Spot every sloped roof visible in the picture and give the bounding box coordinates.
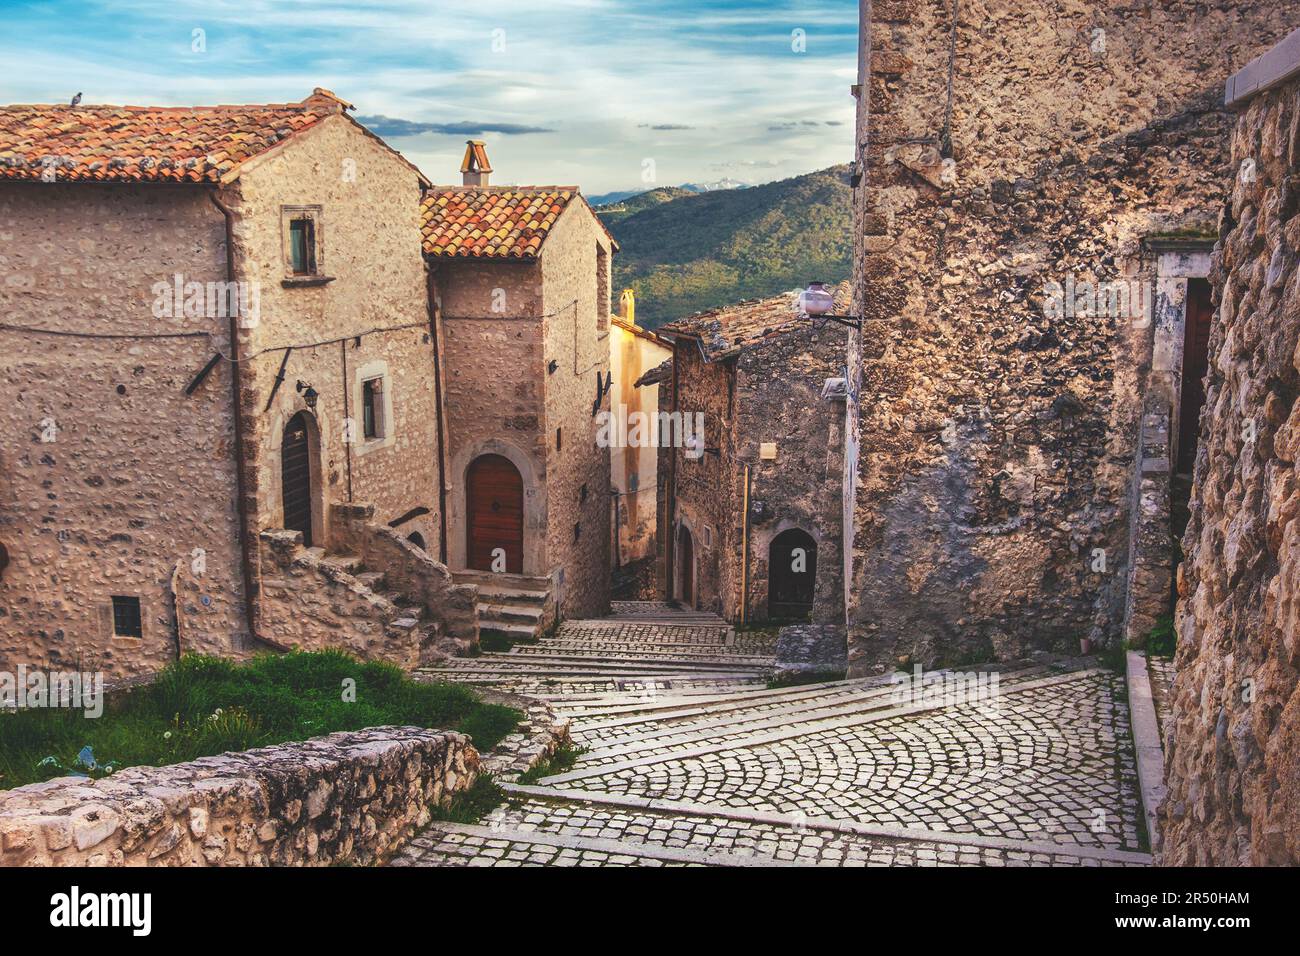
[0,89,426,185]
[420,186,576,258]
[635,357,674,387]
[659,281,852,360]
[421,186,619,259]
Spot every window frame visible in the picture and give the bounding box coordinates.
[111,595,143,638]
[351,359,395,455]
[280,204,325,280]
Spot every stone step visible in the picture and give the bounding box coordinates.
[446,653,772,674]
[320,553,364,575]
[493,786,1152,867]
[455,569,553,594]
[479,602,545,624]
[478,619,539,637]
[541,669,1112,787]
[355,570,386,591]
[392,821,758,867]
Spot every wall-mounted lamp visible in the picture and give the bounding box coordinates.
[547,359,558,374]
[797,282,862,330]
[296,380,319,411]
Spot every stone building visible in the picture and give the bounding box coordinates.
[1160,29,1300,866]
[421,143,616,633]
[843,0,1300,674]
[0,89,474,677]
[609,290,671,567]
[655,287,850,623]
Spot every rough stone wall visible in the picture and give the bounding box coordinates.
[846,0,1300,674]
[0,183,245,677]
[435,258,549,575]
[232,114,442,572]
[666,343,739,615]
[540,203,613,618]
[0,727,478,866]
[1160,76,1300,866]
[738,324,849,623]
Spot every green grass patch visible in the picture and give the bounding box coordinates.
[516,743,588,784]
[1145,615,1177,658]
[427,774,506,824]
[0,650,521,791]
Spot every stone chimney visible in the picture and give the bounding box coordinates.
[460,140,492,186]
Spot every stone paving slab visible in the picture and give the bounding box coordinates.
[545,672,1143,852]
[411,609,1148,867]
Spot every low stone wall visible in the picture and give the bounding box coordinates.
[0,726,478,867]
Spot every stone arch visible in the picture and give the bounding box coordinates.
[447,438,545,575]
[274,409,325,548]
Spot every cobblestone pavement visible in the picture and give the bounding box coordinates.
[403,605,1151,867]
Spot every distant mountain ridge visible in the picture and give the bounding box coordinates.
[597,165,852,328]
[588,178,749,207]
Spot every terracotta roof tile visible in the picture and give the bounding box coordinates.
[659,281,852,360]
[420,186,582,258]
[0,98,338,183]
[0,89,422,186]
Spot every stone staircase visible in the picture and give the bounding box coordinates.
[453,569,556,646]
[259,530,448,667]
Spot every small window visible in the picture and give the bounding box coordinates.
[574,522,581,542]
[362,377,385,440]
[556,427,562,452]
[289,218,317,275]
[596,243,610,333]
[111,596,143,637]
[703,526,714,548]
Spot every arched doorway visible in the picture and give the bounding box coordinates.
[467,454,524,573]
[281,411,315,547]
[407,531,427,552]
[676,524,695,607]
[769,528,816,619]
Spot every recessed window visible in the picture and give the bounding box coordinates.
[362,376,386,440]
[574,522,581,542]
[596,243,610,333]
[556,427,563,452]
[289,218,317,275]
[111,595,143,638]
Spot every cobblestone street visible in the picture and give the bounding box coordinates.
[398,604,1151,867]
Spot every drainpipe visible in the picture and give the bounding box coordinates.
[207,189,260,644]
[425,261,450,564]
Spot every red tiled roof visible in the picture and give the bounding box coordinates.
[420,186,577,258]
[0,89,384,184]
[660,282,852,360]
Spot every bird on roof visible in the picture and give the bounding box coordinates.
[69,92,81,107]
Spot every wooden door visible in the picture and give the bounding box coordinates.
[769,528,817,619]
[677,525,694,606]
[467,454,524,573]
[1178,279,1214,475]
[281,412,314,548]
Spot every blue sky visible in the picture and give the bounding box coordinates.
[0,0,858,196]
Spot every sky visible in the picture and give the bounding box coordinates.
[0,0,859,197]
